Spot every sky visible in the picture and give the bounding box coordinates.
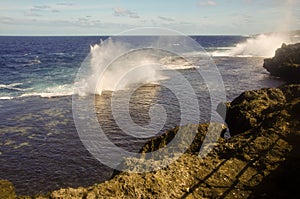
[0,0,299,35]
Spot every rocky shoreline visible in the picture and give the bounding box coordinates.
[263,43,300,83]
[1,43,299,198]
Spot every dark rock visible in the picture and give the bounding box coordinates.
[140,123,226,155]
[223,84,299,136]
[263,43,300,83]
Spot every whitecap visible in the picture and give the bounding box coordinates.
[0,96,14,100]
[0,83,27,91]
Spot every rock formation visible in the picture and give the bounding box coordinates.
[263,43,300,83]
[220,84,299,136]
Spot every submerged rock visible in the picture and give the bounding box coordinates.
[263,43,300,83]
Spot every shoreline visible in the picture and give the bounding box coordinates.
[1,43,300,198]
[1,85,299,198]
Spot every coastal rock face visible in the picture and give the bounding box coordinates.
[140,123,226,155]
[223,85,300,136]
[263,43,300,83]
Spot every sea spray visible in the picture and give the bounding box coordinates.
[212,33,293,57]
[86,38,166,95]
[75,37,197,96]
[88,38,129,95]
[229,34,291,57]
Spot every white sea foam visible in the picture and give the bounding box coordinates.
[19,84,74,98]
[0,83,27,91]
[21,58,42,67]
[159,56,197,70]
[0,96,14,100]
[0,83,74,99]
[20,92,73,98]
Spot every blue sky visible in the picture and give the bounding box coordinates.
[0,0,299,35]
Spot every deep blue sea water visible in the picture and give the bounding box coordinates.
[0,35,289,195]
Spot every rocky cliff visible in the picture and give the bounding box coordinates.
[263,43,300,83]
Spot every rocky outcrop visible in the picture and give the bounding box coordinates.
[263,43,300,83]
[140,123,226,155]
[0,180,16,199]
[220,84,299,136]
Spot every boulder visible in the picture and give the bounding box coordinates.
[263,43,300,83]
[221,84,299,136]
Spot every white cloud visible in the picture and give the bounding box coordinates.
[24,11,42,17]
[199,1,217,6]
[26,5,51,15]
[158,16,175,22]
[25,4,62,17]
[67,16,103,27]
[113,7,139,18]
[57,2,74,6]
[33,5,50,10]
[0,16,13,24]
[30,5,51,12]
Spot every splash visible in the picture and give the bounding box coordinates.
[231,34,291,57]
[76,37,197,96]
[212,34,292,57]
[215,0,299,58]
[80,38,162,95]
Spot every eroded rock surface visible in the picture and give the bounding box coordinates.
[223,85,299,136]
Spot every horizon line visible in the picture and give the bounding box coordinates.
[1,29,299,37]
[0,34,251,37]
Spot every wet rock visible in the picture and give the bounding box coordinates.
[263,43,300,83]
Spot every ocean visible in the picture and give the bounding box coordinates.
[0,34,293,195]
